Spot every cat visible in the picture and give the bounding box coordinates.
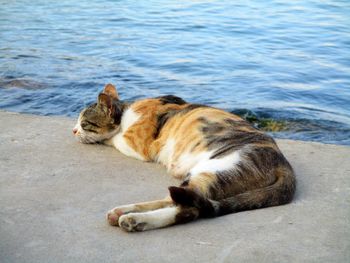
[73,84,296,232]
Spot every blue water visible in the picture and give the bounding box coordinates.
[1,0,350,145]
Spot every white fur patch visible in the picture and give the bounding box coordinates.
[112,107,145,160]
[157,138,176,169]
[190,150,241,175]
[159,140,241,176]
[140,206,178,229]
[174,151,212,175]
[113,134,145,160]
[120,107,140,131]
[119,206,179,231]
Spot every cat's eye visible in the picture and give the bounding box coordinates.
[81,121,100,128]
[81,121,100,132]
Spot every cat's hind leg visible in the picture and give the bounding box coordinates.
[107,197,173,226]
[118,205,199,232]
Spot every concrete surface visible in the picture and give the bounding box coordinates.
[0,110,349,263]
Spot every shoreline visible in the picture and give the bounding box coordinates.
[0,109,350,147]
[0,110,349,262]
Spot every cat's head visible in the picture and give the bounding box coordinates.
[73,84,125,144]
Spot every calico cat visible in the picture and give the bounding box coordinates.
[73,84,296,232]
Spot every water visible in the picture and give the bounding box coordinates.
[1,0,350,145]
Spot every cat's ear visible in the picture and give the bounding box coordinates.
[103,83,119,100]
[98,93,112,109]
[98,93,119,120]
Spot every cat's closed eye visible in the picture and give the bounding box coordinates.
[81,121,99,133]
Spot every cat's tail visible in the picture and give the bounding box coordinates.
[168,167,295,217]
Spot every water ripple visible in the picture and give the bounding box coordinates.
[0,0,349,145]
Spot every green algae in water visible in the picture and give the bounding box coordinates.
[233,109,287,132]
[258,118,287,132]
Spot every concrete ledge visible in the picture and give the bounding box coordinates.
[0,111,349,263]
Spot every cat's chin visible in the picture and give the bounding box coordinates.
[76,129,119,144]
[76,134,100,144]
[74,131,102,144]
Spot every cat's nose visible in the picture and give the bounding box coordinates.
[73,128,78,135]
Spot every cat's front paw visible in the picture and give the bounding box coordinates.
[118,214,147,232]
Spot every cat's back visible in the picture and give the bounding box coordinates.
[154,101,269,146]
[124,95,281,166]
[139,98,278,176]
[130,95,187,115]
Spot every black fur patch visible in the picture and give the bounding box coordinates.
[112,100,126,125]
[153,104,208,139]
[168,186,216,218]
[157,95,186,105]
[153,111,176,139]
[175,207,199,224]
[168,186,194,206]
